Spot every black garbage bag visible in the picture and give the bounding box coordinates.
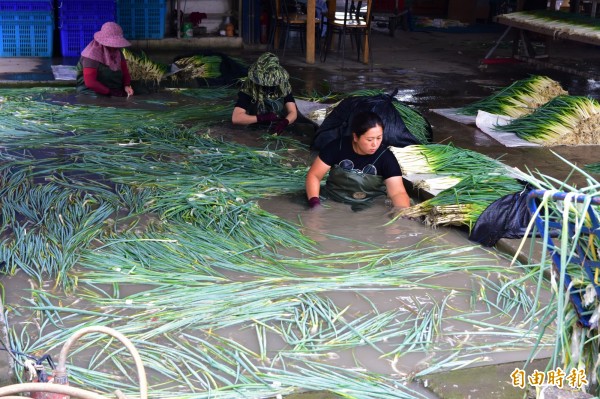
[469,185,534,247]
[311,91,432,151]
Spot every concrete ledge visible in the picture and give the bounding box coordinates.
[130,36,243,51]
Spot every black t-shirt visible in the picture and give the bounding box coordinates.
[319,138,402,180]
[234,91,295,115]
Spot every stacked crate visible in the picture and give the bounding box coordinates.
[117,0,166,39]
[0,0,53,57]
[58,0,116,57]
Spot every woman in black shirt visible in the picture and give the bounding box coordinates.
[305,111,410,210]
[231,52,297,134]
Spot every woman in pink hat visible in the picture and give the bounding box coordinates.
[76,22,134,97]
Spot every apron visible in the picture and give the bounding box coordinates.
[249,97,287,118]
[322,145,390,210]
[76,61,125,94]
[323,165,387,210]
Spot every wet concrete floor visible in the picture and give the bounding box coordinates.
[1,27,600,399]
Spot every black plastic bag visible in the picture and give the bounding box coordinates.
[311,91,432,151]
[469,185,533,247]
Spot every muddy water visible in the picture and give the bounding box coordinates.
[3,32,600,398]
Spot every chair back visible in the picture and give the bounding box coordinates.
[280,0,301,23]
[338,0,373,28]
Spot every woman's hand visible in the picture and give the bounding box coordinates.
[385,176,411,208]
[125,85,134,97]
[256,112,280,123]
[272,118,289,134]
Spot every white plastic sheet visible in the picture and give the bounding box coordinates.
[475,110,540,147]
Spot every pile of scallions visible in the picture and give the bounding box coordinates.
[2,88,599,398]
[496,95,600,146]
[457,75,567,118]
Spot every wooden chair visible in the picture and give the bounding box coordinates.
[320,0,374,66]
[371,0,410,37]
[269,0,322,57]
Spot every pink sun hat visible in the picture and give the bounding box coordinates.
[94,22,131,48]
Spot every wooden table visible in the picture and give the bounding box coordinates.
[483,11,600,78]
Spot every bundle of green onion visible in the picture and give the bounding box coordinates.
[498,95,600,146]
[413,175,463,192]
[392,100,431,145]
[171,55,222,81]
[390,144,505,176]
[122,49,169,84]
[395,174,526,230]
[457,75,567,118]
[502,10,600,35]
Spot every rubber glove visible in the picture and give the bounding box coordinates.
[256,112,280,123]
[308,197,321,209]
[273,118,289,134]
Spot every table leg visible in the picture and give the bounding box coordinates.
[306,0,316,63]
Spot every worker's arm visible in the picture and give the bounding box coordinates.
[83,67,110,96]
[232,106,263,125]
[385,176,410,208]
[306,156,330,201]
[121,59,134,96]
[283,101,298,124]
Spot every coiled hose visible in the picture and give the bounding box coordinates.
[0,326,148,399]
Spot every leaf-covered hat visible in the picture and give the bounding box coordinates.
[240,52,292,113]
[247,52,289,87]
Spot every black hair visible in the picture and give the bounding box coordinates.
[351,111,384,137]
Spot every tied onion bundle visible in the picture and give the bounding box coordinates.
[395,174,525,230]
[457,75,567,118]
[171,55,222,81]
[122,48,169,84]
[392,100,431,145]
[498,95,600,146]
[413,176,463,192]
[390,144,505,176]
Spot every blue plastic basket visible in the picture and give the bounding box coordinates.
[0,19,54,57]
[527,190,600,328]
[118,0,165,6]
[0,1,52,12]
[59,20,104,57]
[58,0,116,22]
[117,3,166,39]
[0,12,53,23]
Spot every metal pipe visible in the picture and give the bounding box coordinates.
[54,326,148,399]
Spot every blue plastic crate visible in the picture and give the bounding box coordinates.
[59,20,104,57]
[118,0,165,6]
[0,12,53,23]
[0,19,54,56]
[58,0,116,22]
[117,4,165,39]
[0,1,52,12]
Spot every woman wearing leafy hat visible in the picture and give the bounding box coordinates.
[232,52,298,134]
[76,22,134,98]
